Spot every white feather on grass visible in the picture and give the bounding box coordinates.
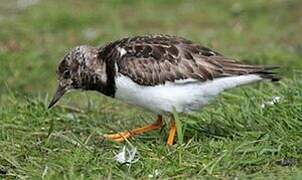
[115,146,139,166]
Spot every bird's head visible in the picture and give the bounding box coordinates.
[48,45,104,109]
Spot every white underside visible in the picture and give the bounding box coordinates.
[115,74,262,114]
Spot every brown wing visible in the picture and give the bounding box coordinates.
[114,35,279,86]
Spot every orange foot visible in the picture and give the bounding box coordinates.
[104,115,164,142]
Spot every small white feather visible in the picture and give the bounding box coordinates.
[117,47,127,56]
[115,146,139,166]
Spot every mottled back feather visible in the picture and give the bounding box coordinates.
[99,35,279,86]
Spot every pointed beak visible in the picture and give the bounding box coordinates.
[48,84,68,109]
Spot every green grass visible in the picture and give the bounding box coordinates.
[1,0,302,179]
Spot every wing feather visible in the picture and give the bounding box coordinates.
[102,35,280,86]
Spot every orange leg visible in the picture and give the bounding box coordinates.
[104,115,164,142]
[167,116,176,146]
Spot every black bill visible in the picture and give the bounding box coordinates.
[48,84,68,109]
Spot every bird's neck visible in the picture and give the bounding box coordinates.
[81,72,116,97]
[80,44,117,97]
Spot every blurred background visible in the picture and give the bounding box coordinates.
[0,0,302,178]
[0,0,301,100]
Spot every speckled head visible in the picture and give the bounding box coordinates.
[48,45,102,109]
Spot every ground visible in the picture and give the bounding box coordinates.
[0,0,302,179]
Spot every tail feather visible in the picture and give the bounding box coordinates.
[252,65,281,82]
[219,61,281,81]
[207,56,281,82]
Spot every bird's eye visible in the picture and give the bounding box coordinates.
[63,70,71,79]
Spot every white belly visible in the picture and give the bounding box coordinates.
[114,74,262,114]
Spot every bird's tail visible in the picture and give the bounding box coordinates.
[218,59,281,82]
[251,65,281,82]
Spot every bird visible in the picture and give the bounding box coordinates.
[48,34,280,145]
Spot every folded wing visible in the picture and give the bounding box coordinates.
[106,35,279,86]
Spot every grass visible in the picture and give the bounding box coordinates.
[1,0,302,178]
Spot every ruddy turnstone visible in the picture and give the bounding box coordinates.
[48,34,280,145]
